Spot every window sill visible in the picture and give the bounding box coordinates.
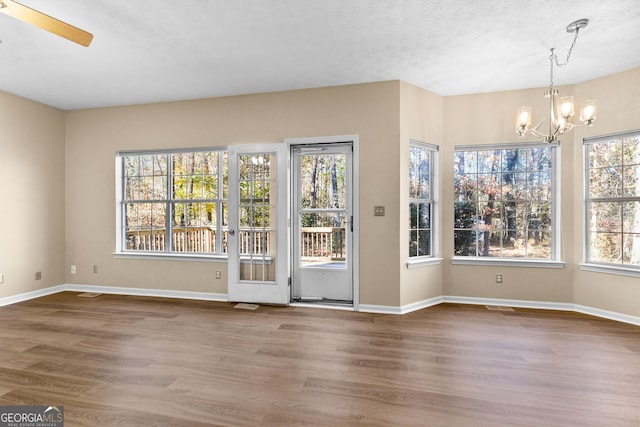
[406,257,443,269]
[451,257,565,269]
[113,252,273,264]
[580,263,640,278]
[113,252,227,262]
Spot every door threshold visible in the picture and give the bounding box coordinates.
[291,299,355,311]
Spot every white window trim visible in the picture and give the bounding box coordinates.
[114,146,228,258]
[452,257,565,269]
[580,263,640,278]
[406,257,443,269]
[408,140,439,263]
[583,129,640,272]
[453,141,561,264]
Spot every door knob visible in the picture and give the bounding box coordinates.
[228,229,235,236]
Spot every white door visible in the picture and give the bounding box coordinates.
[227,144,288,304]
[291,143,353,303]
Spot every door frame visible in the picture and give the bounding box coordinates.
[285,135,360,309]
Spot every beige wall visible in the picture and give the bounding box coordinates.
[443,68,640,317]
[64,82,402,305]
[2,66,638,318]
[571,68,640,315]
[442,86,574,304]
[0,91,65,297]
[399,82,444,305]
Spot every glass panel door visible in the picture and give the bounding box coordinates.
[227,144,287,304]
[292,143,353,303]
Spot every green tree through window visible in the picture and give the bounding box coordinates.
[454,144,555,258]
[119,149,227,254]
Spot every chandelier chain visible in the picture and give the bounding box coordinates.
[549,27,580,88]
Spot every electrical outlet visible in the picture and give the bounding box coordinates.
[216,270,222,279]
[71,265,76,274]
[496,274,503,283]
[35,271,42,280]
[374,206,385,216]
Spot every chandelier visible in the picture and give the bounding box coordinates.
[516,19,596,143]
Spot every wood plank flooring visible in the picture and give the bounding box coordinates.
[0,292,638,426]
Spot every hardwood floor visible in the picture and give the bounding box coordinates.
[0,292,638,426]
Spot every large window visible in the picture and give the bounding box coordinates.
[117,149,228,255]
[454,143,556,259]
[409,141,437,258]
[585,131,640,268]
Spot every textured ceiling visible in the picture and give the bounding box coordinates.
[0,0,638,110]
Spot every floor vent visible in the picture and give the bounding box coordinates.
[485,305,514,311]
[77,292,102,298]
[234,303,259,310]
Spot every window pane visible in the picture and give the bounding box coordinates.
[588,140,622,168]
[527,227,551,258]
[623,165,640,197]
[454,145,553,259]
[454,174,477,201]
[502,149,525,172]
[410,230,431,257]
[125,176,140,200]
[622,233,640,265]
[478,174,500,201]
[585,133,640,268]
[454,151,476,174]
[409,143,436,258]
[589,202,621,233]
[409,202,418,228]
[589,232,621,263]
[454,201,477,229]
[119,150,226,255]
[409,231,418,257]
[528,172,551,200]
[299,153,346,209]
[623,136,640,166]
[589,167,622,198]
[526,147,551,171]
[124,203,166,251]
[622,201,640,233]
[454,230,480,256]
[418,203,431,229]
[409,146,431,199]
[478,150,500,173]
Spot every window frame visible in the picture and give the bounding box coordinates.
[115,147,228,259]
[452,142,564,268]
[582,130,640,276]
[407,140,441,267]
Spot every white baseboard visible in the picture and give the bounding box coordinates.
[573,304,640,327]
[0,285,66,307]
[359,295,640,326]
[0,284,227,306]
[1,285,639,327]
[360,296,444,315]
[63,284,228,302]
[358,304,403,315]
[442,295,575,312]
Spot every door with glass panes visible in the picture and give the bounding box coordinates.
[291,143,353,303]
[227,144,288,304]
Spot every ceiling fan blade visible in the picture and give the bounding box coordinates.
[1,0,93,46]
